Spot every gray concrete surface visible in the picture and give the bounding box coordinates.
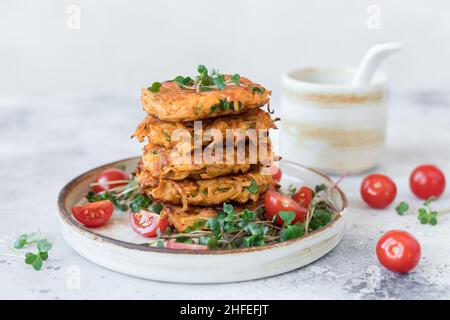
[1,91,449,299]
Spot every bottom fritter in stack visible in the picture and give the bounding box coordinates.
[133,68,278,232]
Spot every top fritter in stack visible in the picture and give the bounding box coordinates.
[134,67,278,232]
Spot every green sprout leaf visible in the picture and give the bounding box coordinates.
[280,224,305,242]
[251,86,265,94]
[309,209,332,231]
[395,201,410,215]
[25,252,37,265]
[149,202,163,214]
[417,197,439,225]
[245,179,260,194]
[130,194,153,213]
[14,234,28,249]
[231,74,240,85]
[315,184,327,194]
[85,191,129,211]
[197,64,207,75]
[37,239,53,253]
[223,203,234,214]
[39,252,49,261]
[147,82,161,93]
[287,184,297,197]
[279,211,296,226]
[24,252,43,270]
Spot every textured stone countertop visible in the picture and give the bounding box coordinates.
[1,91,450,300]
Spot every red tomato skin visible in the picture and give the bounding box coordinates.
[264,190,308,226]
[293,186,314,208]
[269,166,282,183]
[71,200,114,227]
[360,174,397,209]
[129,210,170,238]
[93,168,130,193]
[410,165,446,200]
[376,230,421,273]
[165,240,208,250]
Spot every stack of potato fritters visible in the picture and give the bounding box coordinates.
[134,75,277,232]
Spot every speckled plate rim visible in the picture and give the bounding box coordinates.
[57,157,348,255]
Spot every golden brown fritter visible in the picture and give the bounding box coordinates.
[133,109,277,149]
[140,139,273,180]
[162,205,217,232]
[141,76,271,122]
[161,195,268,232]
[136,167,274,209]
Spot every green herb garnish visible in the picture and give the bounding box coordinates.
[130,194,153,213]
[288,184,297,197]
[315,184,327,194]
[245,178,260,194]
[86,191,129,211]
[14,233,53,271]
[150,187,338,249]
[418,197,438,225]
[231,74,241,85]
[149,202,163,214]
[309,208,332,231]
[210,99,232,113]
[168,65,257,93]
[395,201,410,215]
[147,82,161,93]
[174,76,194,87]
[251,86,265,95]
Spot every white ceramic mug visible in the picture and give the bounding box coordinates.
[280,67,388,175]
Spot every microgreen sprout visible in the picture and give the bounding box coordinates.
[245,178,260,194]
[13,233,53,271]
[147,82,161,93]
[147,184,337,250]
[418,197,438,225]
[147,65,266,94]
[287,184,297,197]
[395,201,410,215]
[395,197,450,226]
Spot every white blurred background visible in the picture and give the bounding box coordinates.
[0,0,449,99]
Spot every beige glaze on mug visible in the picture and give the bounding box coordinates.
[280,67,388,175]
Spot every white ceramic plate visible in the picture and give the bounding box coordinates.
[58,157,348,283]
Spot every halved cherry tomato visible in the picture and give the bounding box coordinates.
[71,200,114,227]
[129,210,170,237]
[360,174,397,209]
[268,166,282,183]
[264,190,308,226]
[410,164,446,200]
[293,186,314,208]
[93,168,130,193]
[376,230,421,273]
[165,240,208,250]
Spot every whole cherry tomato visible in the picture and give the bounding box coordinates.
[93,168,130,193]
[264,190,308,226]
[410,164,446,200]
[376,230,421,273]
[71,200,114,227]
[360,174,397,209]
[293,186,314,208]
